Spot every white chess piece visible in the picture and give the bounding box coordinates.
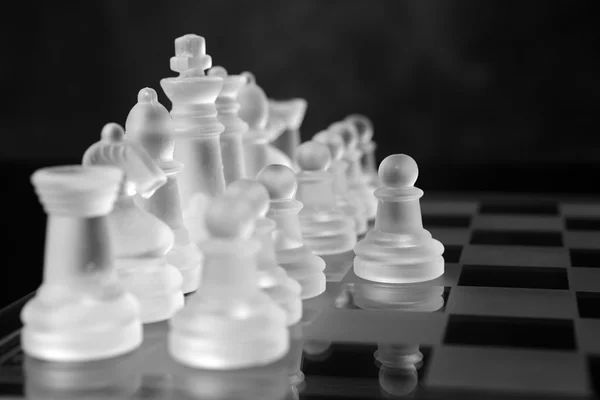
[256,164,326,299]
[331,120,378,221]
[208,66,249,185]
[225,179,303,326]
[83,123,184,323]
[160,34,226,206]
[295,141,357,255]
[169,195,289,369]
[353,154,445,283]
[238,73,293,176]
[125,87,202,294]
[346,114,380,194]
[21,165,142,362]
[313,129,367,235]
[269,98,308,167]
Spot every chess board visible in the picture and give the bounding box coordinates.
[1,192,600,399]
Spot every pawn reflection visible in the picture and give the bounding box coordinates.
[341,282,445,397]
[24,351,141,400]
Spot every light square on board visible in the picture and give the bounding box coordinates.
[568,268,600,292]
[425,346,590,396]
[461,245,569,268]
[446,286,577,319]
[420,200,478,216]
[472,215,562,232]
[562,203,600,218]
[576,319,600,355]
[303,308,448,346]
[564,231,600,250]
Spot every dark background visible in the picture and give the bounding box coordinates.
[1,0,599,306]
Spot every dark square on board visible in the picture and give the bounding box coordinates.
[470,230,563,247]
[458,265,569,290]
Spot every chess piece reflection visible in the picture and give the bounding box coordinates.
[24,351,141,400]
[126,87,203,294]
[21,165,142,362]
[377,346,420,398]
[83,123,184,323]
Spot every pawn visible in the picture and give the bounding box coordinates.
[21,165,142,362]
[313,129,367,235]
[353,154,444,283]
[295,141,356,255]
[256,164,326,299]
[330,121,378,221]
[83,123,184,323]
[169,195,289,369]
[126,87,203,294]
[225,179,303,326]
[345,114,380,193]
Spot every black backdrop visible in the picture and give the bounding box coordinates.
[0,0,599,305]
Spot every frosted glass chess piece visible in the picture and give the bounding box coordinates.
[225,179,303,326]
[21,165,142,362]
[83,123,184,323]
[238,73,293,176]
[269,98,308,167]
[295,141,356,255]
[208,66,249,185]
[256,164,326,299]
[313,129,367,235]
[160,34,226,206]
[330,121,378,222]
[346,114,380,194]
[354,154,445,283]
[125,87,202,294]
[169,195,289,369]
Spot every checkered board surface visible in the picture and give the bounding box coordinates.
[1,194,600,399]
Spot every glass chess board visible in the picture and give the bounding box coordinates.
[1,193,600,400]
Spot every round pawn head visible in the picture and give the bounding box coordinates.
[346,114,374,145]
[256,164,297,200]
[296,141,331,172]
[205,195,256,240]
[379,154,419,188]
[207,65,228,78]
[329,121,359,150]
[237,72,269,130]
[225,179,270,218]
[101,123,125,143]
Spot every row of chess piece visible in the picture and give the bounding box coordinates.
[21,33,444,369]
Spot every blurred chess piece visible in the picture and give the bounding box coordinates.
[83,123,184,323]
[269,98,308,168]
[238,73,293,176]
[256,164,326,299]
[295,141,356,256]
[376,345,420,398]
[345,114,380,195]
[169,195,289,369]
[208,66,249,185]
[160,34,226,205]
[330,121,378,222]
[225,179,303,326]
[313,128,367,235]
[24,351,141,400]
[126,87,203,294]
[21,165,142,361]
[286,324,307,396]
[354,154,445,283]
